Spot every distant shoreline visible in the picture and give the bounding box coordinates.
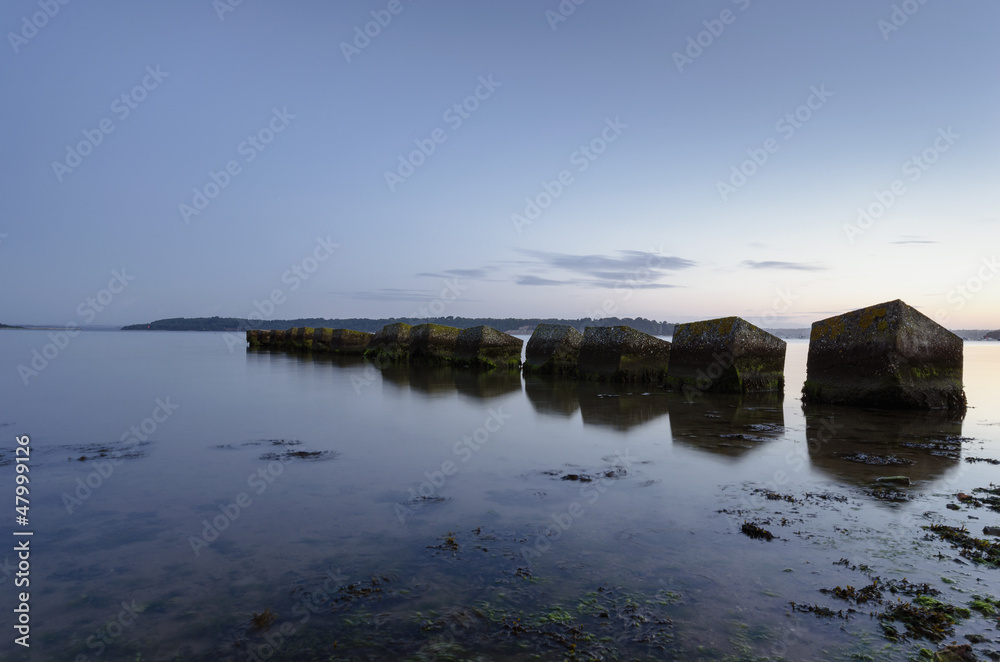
[4,318,997,341]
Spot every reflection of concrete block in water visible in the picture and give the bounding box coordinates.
[524,375,581,417]
[803,405,964,489]
[453,368,522,399]
[577,326,671,382]
[577,383,671,431]
[803,299,965,410]
[524,324,583,376]
[666,316,785,394]
[666,392,785,459]
[409,324,461,361]
[453,326,522,369]
[365,323,412,361]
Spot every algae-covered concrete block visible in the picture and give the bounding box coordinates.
[409,323,461,362]
[285,327,316,350]
[247,329,261,346]
[666,316,785,393]
[453,326,522,369]
[577,326,671,382]
[314,327,333,349]
[802,299,965,410]
[365,322,412,361]
[330,329,373,355]
[524,324,583,375]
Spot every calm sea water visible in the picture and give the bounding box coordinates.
[1,330,998,661]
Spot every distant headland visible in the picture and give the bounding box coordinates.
[120,316,681,336]
[117,316,1000,341]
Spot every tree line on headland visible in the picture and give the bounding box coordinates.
[120,316,676,336]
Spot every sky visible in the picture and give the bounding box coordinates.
[1,0,998,329]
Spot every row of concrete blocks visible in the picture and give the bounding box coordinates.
[524,298,965,409]
[247,323,524,370]
[246,298,966,410]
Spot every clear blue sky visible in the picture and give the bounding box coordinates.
[2,0,998,328]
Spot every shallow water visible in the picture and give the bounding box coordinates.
[1,331,998,660]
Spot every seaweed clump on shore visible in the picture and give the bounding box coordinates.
[924,524,1000,567]
[740,521,774,541]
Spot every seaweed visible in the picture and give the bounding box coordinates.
[924,524,1000,566]
[740,521,774,541]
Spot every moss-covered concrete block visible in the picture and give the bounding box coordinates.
[365,322,412,362]
[665,316,785,393]
[283,327,315,350]
[409,323,461,362]
[577,326,671,382]
[329,329,373,355]
[523,324,583,376]
[314,327,333,349]
[802,299,965,410]
[248,327,370,354]
[453,326,522,369]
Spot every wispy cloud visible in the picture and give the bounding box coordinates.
[416,267,495,279]
[511,249,695,289]
[740,260,826,272]
[518,249,695,275]
[890,235,937,245]
[341,288,450,302]
[515,274,679,289]
[515,275,567,286]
